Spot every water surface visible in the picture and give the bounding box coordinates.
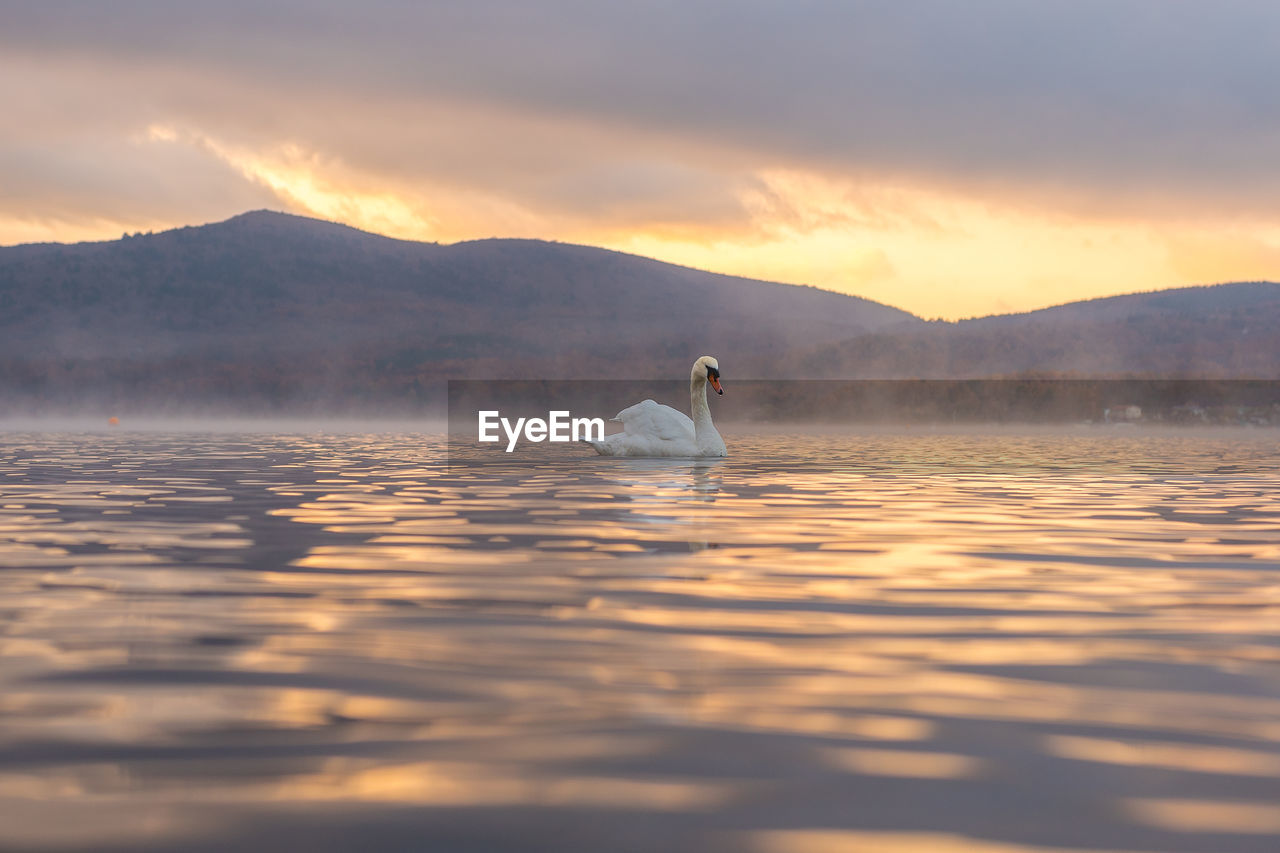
[2,430,1279,852]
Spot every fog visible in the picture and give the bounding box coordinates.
[0,414,448,435]
[5,378,1276,436]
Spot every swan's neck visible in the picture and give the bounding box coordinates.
[690,376,720,448]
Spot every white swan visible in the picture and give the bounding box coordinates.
[588,356,727,457]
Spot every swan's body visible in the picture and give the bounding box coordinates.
[589,356,726,457]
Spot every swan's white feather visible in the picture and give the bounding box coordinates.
[587,356,726,458]
[590,400,699,457]
[614,400,694,440]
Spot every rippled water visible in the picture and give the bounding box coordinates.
[2,429,1279,852]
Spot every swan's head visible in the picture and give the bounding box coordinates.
[694,356,723,396]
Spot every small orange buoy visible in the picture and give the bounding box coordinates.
[108,416,120,426]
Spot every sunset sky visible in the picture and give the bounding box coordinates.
[3,1,1279,319]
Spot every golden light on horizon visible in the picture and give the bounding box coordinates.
[4,3,1280,322]
[3,122,1278,321]
[159,125,439,242]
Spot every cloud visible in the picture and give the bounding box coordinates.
[1,1,1278,315]
[0,128,279,240]
[4,0,1280,220]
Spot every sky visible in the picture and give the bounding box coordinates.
[2,1,1279,320]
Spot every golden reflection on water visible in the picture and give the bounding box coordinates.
[745,829,1146,853]
[1,430,1279,851]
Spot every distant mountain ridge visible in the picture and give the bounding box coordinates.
[1,210,1275,411]
[789,280,1280,379]
[967,280,1280,325]
[0,210,915,409]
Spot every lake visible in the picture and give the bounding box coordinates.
[1,428,1278,852]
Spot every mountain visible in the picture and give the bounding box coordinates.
[785,282,1280,379]
[0,210,916,410]
[1,210,1275,413]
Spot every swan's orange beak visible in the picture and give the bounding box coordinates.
[709,374,723,395]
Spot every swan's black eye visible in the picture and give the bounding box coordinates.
[707,366,720,379]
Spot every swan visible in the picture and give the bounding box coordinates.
[588,356,727,457]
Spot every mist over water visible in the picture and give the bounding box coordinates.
[2,428,1279,852]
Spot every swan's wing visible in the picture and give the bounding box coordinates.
[614,399,695,441]
[588,400,700,456]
